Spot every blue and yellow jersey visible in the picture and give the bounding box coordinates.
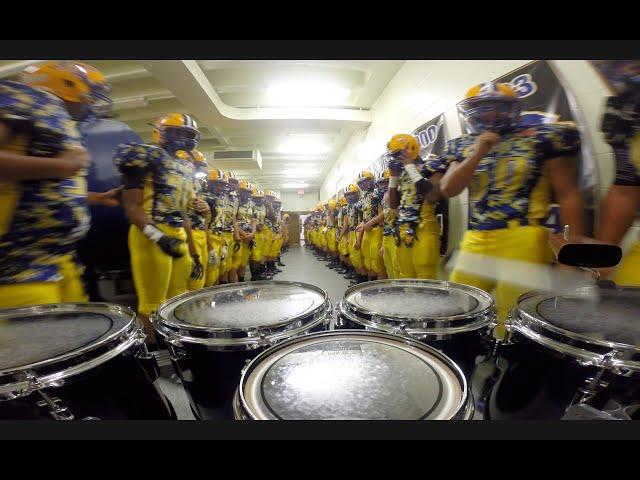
[360,189,380,224]
[397,157,438,225]
[221,192,238,232]
[434,123,580,231]
[188,175,209,232]
[205,190,226,233]
[0,81,89,284]
[254,204,266,226]
[347,202,362,230]
[382,192,397,237]
[114,143,195,228]
[236,198,255,233]
[336,206,345,231]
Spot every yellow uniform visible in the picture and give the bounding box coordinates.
[0,81,89,307]
[186,175,209,291]
[434,122,581,322]
[251,202,267,263]
[347,201,364,269]
[223,192,240,274]
[381,191,400,279]
[326,209,337,254]
[395,157,441,279]
[337,205,349,256]
[235,197,255,269]
[114,143,195,317]
[360,188,384,274]
[204,189,226,287]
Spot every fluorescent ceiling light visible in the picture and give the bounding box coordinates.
[282,183,309,189]
[112,97,148,110]
[279,138,330,155]
[283,169,320,176]
[266,81,350,107]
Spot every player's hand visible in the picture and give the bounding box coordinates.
[194,198,210,215]
[379,246,384,258]
[388,157,403,176]
[190,255,204,280]
[364,222,373,232]
[157,235,186,258]
[474,132,501,157]
[55,147,90,178]
[93,186,123,207]
[355,240,362,250]
[355,223,365,233]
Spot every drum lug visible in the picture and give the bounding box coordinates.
[135,334,154,360]
[164,332,184,348]
[36,391,75,421]
[392,322,407,336]
[167,343,187,362]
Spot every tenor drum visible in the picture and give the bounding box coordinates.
[233,330,474,420]
[487,286,640,419]
[336,279,496,378]
[0,303,175,420]
[153,281,332,419]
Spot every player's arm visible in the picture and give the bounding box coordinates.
[549,156,585,241]
[440,133,499,197]
[598,186,640,244]
[0,123,89,180]
[597,148,640,244]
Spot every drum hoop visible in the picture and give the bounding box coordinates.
[0,303,142,399]
[237,329,472,421]
[511,305,640,373]
[153,281,332,342]
[340,279,496,331]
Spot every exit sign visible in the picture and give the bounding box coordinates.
[297,189,305,195]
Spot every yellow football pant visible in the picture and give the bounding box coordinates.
[251,229,267,262]
[614,240,640,286]
[0,254,88,308]
[327,227,337,254]
[186,229,208,291]
[348,231,364,270]
[382,235,400,279]
[396,221,441,279]
[339,234,349,256]
[220,231,236,275]
[362,227,384,274]
[205,232,223,287]
[129,224,191,318]
[270,233,284,258]
[449,225,550,336]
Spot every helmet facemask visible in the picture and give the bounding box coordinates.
[457,98,521,135]
[161,126,200,154]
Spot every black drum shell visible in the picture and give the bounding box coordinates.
[163,321,327,420]
[0,349,175,420]
[485,330,640,420]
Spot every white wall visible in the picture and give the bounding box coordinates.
[281,191,319,212]
[321,60,639,254]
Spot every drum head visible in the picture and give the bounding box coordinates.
[0,303,135,373]
[517,288,640,347]
[341,279,494,332]
[157,282,328,331]
[239,331,471,420]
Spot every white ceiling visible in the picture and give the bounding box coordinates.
[0,60,404,192]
